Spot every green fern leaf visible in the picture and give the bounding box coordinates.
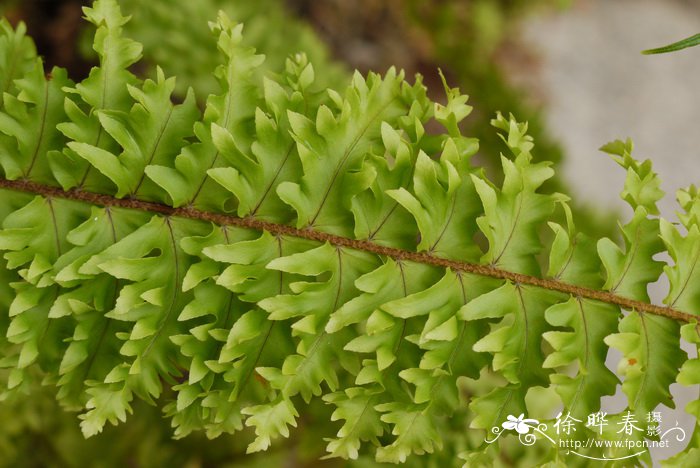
[599,142,684,421]
[145,15,264,210]
[0,19,36,97]
[69,67,199,199]
[0,2,698,464]
[51,0,142,191]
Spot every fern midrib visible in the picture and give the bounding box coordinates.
[490,388,515,442]
[326,271,409,451]
[78,31,119,189]
[35,197,63,363]
[399,273,473,448]
[249,92,310,216]
[487,284,539,429]
[492,191,526,267]
[218,225,236,329]
[187,55,238,206]
[568,296,593,415]
[669,244,700,308]
[307,97,398,227]
[366,152,419,242]
[428,193,457,254]
[367,203,399,241]
[249,142,294,217]
[23,79,50,178]
[46,197,63,257]
[132,104,175,196]
[80,312,113,384]
[446,272,470,367]
[631,312,651,411]
[283,247,344,391]
[611,220,645,294]
[236,234,283,398]
[142,216,180,359]
[79,206,120,384]
[1,37,22,95]
[77,126,105,188]
[412,326,468,449]
[0,177,695,325]
[238,320,274,398]
[553,235,577,281]
[515,285,530,381]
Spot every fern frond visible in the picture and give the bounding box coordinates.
[0,1,698,464]
[69,67,199,199]
[51,0,142,192]
[0,58,71,183]
[145,15,264,210]
[0,19,36,97]
[598,141,685,424]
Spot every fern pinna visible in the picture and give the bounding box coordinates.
[0,1,698,465]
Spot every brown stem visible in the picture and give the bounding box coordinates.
[1,177,696,323]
